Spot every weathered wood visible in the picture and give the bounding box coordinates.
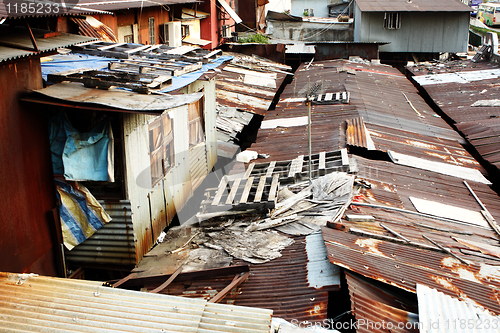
[125,45,151,54]
[225,178,242,205]
[288,155,304,177]
[254,176,267,202]
[244,163,255,179]
[240,177,254,203]
[98,42,126,51]
[319,152,326,170]
[150,266,183,293]
[112,272,137,288]
[341,148,349,166]
[268,174,279,202]
[208,272,250,303]
[212,176,228,206]
[265,161,276,177]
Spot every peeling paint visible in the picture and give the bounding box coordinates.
[355,238,388,258]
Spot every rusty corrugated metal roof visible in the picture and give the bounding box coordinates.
[135,232,339,323]
[215,54,291,115]
[249,59,481,172]
[0,271,273,332]
[355,0,471,12]
[345,271,419,333]
[77,0,199,11]
[0,1,111,20]
[70,17,118,43]
[322,153,500,315]
[0,25,97,63]
[408,60,500,173]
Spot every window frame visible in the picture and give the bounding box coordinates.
[384,12,401,30]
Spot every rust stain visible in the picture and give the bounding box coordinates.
[354,238,388,258]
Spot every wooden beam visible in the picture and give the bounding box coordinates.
[288,155,303,177]
[268,174,279,202]
[112,272,138,288]
[98,42,126,51]
[125,45,151,54]
[208,272,250,303]
[244,163,255,179]
[225,178,242,205]
[107,265,250,288]
[341,148,349,166]
[319,152,326,170]
[254,176,267,202]
[212,176,228,206]
[265,161,276,177]
[240,177,254,204]
[150,266,183,293]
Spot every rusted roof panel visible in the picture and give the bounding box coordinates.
[0,2,111,20]
[0,272,273,332]
[0,25,97,63]
[77,0,199,11]
[408,60,500,173]
[140,233,339,323]
[345,271,419,333]
[356,0,471,12]
[250,59,483,173]
[215,54,291,115]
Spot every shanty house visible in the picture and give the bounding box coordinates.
[23,43,223,271]
[353,0,471,56]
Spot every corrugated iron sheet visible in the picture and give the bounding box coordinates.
[70,17,118,43]
[417,283,500,333]
[0,2,110,20]
[65,200,136,267]
[408,60,500,172]
[143,232,340,323]
[250,59,479,170]
[345,271,419,333]
[0,271,273,333]
[356,0,471,12]
[0,25,97,63]
[215,54,291,115]
[77,0,198,11]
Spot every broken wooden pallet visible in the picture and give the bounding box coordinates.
[47,70,172,94]
[247,150,354,182]
[109,59,202,77]
[312,91,350,105]
[203,174,280,212]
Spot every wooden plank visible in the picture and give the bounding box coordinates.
[98,42,126,51]
[212,176,228,206]
[150,266,183,293]
[268,174,279,201]
[208,272,250,303]
[288,155,304,177]
[203,49,223,59]
[341,148,349,166]
[319,151,326,169]
[75,40,102,47]
[112,273,137,288]
[254,176,267,202]
[240,177,254,204]
[225,178,242,205]
[244,162,255,179]
[265,161,276,177]
[125,45,152,54]
[336,92,340,100]
[325,93,333,101]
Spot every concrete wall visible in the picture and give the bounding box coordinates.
[269,20,353,41]
[291,0,333,17]
[354,4,470,53]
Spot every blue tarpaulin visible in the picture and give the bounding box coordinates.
[49,114,114,182]
[41,54,115,81]
[159,55,234,92]
[55,179,111,250]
